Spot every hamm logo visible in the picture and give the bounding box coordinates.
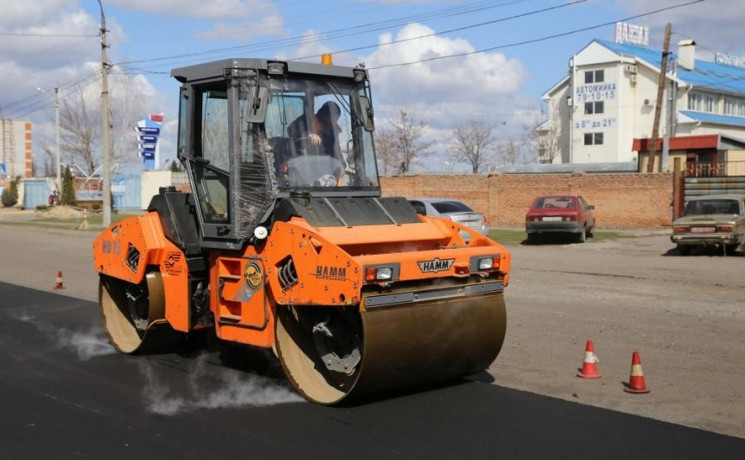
[418,258,455,273]
[316,265,347,281]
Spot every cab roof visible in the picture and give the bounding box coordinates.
[171,58,360,83]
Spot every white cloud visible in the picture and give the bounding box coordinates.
[0,0,73,28]
[0,1,166,173]
[616,0,744,58]
[107,0,251,18]
[107,0,286,42]
[364,23,531,131]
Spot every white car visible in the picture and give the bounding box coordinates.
[671,194,745,255]
[408,198,488,235]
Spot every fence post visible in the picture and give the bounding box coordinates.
[672,157,683,220]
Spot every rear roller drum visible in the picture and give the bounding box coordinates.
[99,271,178,354]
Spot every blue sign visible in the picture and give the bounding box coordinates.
[137,127,160,135]
[136,114,163,169]
[0,163,5,176]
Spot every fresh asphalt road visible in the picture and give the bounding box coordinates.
[1,281,743,459]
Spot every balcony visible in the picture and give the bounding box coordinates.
[685,161,745,178]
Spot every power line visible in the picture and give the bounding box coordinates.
[293,0,589,62]
[112,0,537,68]
[1,0,710,119]
[367,0,706,70]
[7,72,101,119]
[0,32,97,37]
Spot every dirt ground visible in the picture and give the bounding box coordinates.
[490,233,745,439]
[0,222,743,438]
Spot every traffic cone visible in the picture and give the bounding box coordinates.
[624,351,651,394]
[54,270,65,290]
[576,340,602,379]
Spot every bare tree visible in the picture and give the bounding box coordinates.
[59,87,98,175]
[390,109,432,174]
[374,126,398,176]
[447,118,498,174]
[523,106,562,164]
[110,79,147,165]
[498,137,521,165]
[55,77,146,176]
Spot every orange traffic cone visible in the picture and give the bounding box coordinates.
[624,351,651,394]
[54,270,65,290]
[576,340,602,379]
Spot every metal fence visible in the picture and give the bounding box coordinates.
[685,161,745,178]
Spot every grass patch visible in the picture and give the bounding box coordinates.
[487,228,529,244]
[488,228,634,245]
[0,211,139,231]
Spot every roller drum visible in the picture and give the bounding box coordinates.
[275,284,506,405]
[99,272,180,354]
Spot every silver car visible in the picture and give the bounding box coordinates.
[671,194,745,255]
[408,198,488,235]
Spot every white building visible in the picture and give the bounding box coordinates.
[1,118,33,181]
[539,24,745,174]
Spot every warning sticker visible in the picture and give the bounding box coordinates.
[244,261,263,292]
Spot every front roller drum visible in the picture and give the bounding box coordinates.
[99,271,179,354]
[275,287,506,405]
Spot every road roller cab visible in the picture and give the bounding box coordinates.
[93,56,511,404]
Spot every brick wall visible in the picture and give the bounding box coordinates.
[381,172,673,229]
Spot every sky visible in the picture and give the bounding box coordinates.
[1,0,742,173]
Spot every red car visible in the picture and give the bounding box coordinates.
[525,195,596,243]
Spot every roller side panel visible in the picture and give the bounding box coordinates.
[92,213,193,332]
[208,249,276,348]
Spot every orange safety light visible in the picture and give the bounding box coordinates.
[321,53,333,65]
[453,262,470,276]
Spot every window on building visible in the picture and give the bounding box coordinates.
[583,132,603,145]
[688,92,718,113]
[704,94,716,112]
[584,101,604,114]
[584,70,604,84]
[724,97,745,117]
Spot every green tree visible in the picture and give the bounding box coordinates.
[61,166,76,205]
[1,176,20,208]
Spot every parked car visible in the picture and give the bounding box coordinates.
[525,194,596,243]
[670,194,745,255]
[408,198,488,235]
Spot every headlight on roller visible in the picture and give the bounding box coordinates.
[364,264,399,282]
[471,255,499,272]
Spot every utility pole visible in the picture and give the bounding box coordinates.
[98,0,112,227]
[662,58,677,174]
[647,23,671,173]
[54,87,61,193]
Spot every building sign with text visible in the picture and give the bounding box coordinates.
[76,180,103,201]
[137,113,164,170]
[574,82,617,102]
[614,22,649,47]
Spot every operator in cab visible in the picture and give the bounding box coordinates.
[286,100,345,186]
[288,101,343,161]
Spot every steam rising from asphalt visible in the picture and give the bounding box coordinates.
[54,326,116,360]
[140,354,303,415]
[11,310,115,360]
[9,309,303,412]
